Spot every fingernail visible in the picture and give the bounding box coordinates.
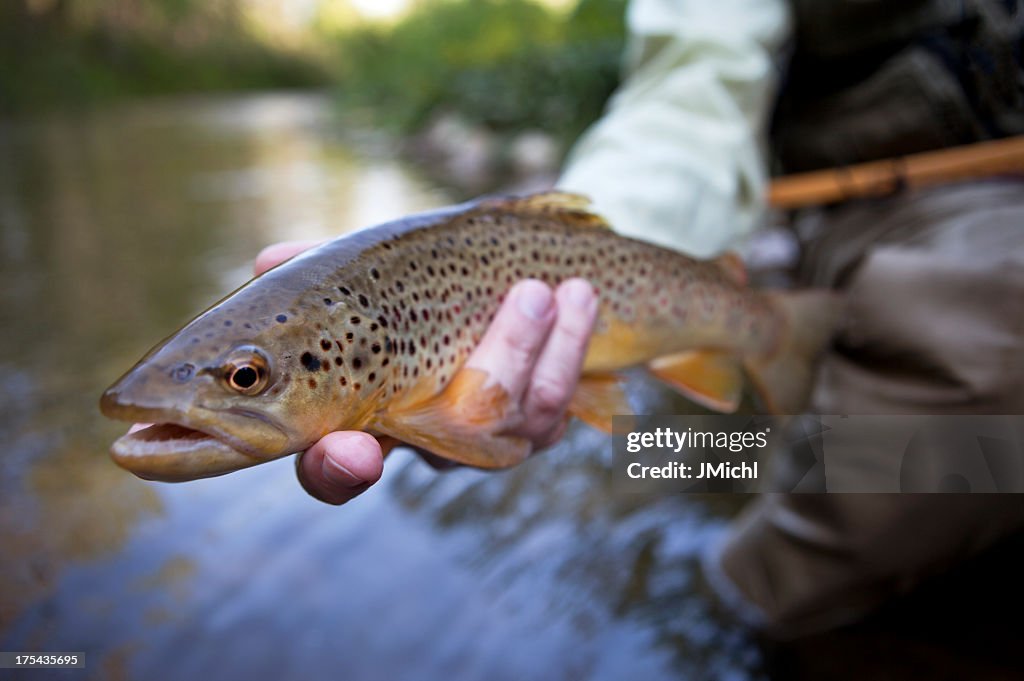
[563,279,595,309]
[516,280,553,320]
[321,454,367,489]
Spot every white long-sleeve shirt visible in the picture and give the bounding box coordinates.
[557,0,792,257]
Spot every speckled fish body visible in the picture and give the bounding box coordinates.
[101,192,838,481]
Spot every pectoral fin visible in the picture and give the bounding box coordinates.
[371,368,531,469]
[648,350,743,413]
[568,373,631,433]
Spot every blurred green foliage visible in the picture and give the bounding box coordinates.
[328,0,627,143]
[0,0,328,114]
[1,0,627,151]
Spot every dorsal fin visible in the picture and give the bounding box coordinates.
[481,191,612,229]
[713,252,748,286]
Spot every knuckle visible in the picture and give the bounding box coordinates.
[503,334,538,363]
[496,324,544,366]
[529,376,571,420]
[555,321,592,352]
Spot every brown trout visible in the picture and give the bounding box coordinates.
[100,192,839,482]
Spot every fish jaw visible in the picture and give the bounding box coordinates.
[100,390,292,482]
[109,425,263,482]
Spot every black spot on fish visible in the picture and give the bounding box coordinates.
[320,339,331,351]
[358,295,369,307]
[352,357,362,370]
[370,268,380,280]
[350,316,361,325]
[339,286,350,296]
[300,352,321,372]
[276,314,288,323]
[224,320,232,327]
[324,298,332,305]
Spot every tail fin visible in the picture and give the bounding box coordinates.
[744,290,844,414]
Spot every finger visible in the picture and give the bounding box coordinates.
[254,240,324,276]
[465,279,556,402]
[519,279,599,446]
[296,431,384,505]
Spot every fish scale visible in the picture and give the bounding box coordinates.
[100,192,840,482]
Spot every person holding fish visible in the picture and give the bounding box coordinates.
[249,241,606,503]
[269,0,1024,638]
[104,0,1024,643]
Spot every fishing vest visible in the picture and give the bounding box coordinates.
[771,0,1024,173]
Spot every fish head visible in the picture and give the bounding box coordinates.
[100,304,348,482]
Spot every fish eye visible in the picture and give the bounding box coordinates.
[222,347,270,395]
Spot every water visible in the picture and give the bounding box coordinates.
[0,93,761,680]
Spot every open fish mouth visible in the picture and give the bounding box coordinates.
[110,421,264,482]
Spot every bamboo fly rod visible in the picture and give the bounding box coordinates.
[767,135,1024,209]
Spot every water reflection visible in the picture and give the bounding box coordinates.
[0,93,760,680]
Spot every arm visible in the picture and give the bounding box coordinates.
[558,0,792,257]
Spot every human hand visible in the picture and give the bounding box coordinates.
[254,239,599,505]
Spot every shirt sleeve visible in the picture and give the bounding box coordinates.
[557,0,792,257]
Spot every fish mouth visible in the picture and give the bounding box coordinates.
[109,423,263,482]
[102,393,290,482]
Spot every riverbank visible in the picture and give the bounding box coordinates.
[0,2,328,115]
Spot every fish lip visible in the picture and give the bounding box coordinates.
[99,387,288,477]
[214,405,289,440]
[109,426,257,482]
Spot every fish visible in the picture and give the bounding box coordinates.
[100,191,840,482]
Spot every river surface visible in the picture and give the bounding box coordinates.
[0,92,760,680]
